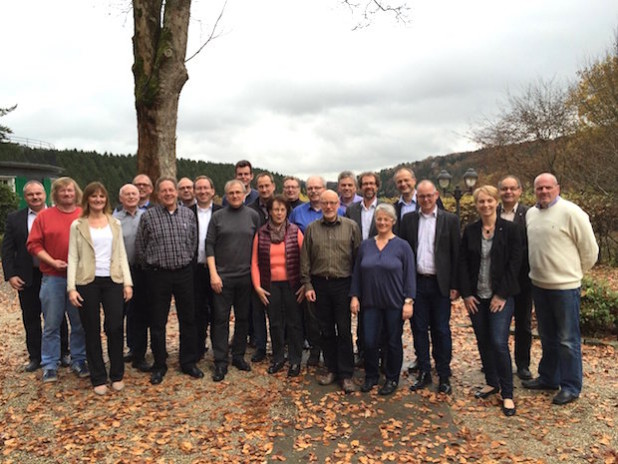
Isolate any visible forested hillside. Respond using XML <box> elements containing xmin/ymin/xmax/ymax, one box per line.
<box><xmin>0</xmin><ymin>143</ymin><xmax>285</xmax><ymax>201</ymax></box>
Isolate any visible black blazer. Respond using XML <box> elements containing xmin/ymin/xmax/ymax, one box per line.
<box><xmin>394</xmin><ymin>195</ymin><xmax>445</xmax><ymax>236</ymax></box>
<box><xmin>2</xmin><ymin>208</ymin><xmax>35</xmax><ymax>286</ymax></box>
<box><xmin>399</xmin><ymin>208</ymin><xmax>460</xmax><ymax>298</ymax></box>
<box><xmin>345</xmin><ymin>200</ymin><xmax>380</xmax><ymax>239</ymax></box>
<box><xmin>497</xmin><ymin>203</ymin><xmax>531</xmax><ymax>288</ymax></box>
<box><xmin>190</xmin><ymin>203</ymin><xmax>222</xmax><ymax>259</ymax></box>
<box><xmin>247</xmin><ymin>199</ymin><xmax>268</xmax><ymax>227</ymax></box>
<box><xmin>458</xmin><ymin>217</ymin><xmax>523</xmax><ymax>300</ymax></box>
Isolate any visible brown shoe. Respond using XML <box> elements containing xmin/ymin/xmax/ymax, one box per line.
<box><xmin>317</xmin><ymin>372</ymin><xmax>336</xmax><ymax>385</ymax></box>
<box><xmin>341</xmin><ymin>378</ymin><xmax>358</xmax><ymax>394</ymax></box>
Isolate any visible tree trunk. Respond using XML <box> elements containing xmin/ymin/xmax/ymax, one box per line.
<box><xmin>132</xmin><ymin>0</ymin><xmax>191</xmax><ymax>181</ymax></box>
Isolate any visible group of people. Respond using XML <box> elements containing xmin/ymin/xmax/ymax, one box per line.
<box><xmin>2</xmin><ymin>162</ymin><xmax>598</xmax><ymax>417</ymax></box>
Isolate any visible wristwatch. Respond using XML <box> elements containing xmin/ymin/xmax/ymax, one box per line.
<box><xmin>404</xmin><ymin>298</ymin><xmax>413</xmax><ymax>305</ymax></box>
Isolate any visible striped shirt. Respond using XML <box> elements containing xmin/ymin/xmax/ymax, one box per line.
<box><xmin>300</xmin><ymin>216</ymin><xmax>361</xmax><ymax>291</ymax></box>
<box><xmin>135</xmin><ymin>205</ymin><xmax>197</xmax><ymax>270</ymax></box>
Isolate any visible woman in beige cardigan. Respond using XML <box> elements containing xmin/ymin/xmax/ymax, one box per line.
<box><xmin>68</xmin><ymin>182</ymin><xmax>132</xmax><ymax>395</ymax></box>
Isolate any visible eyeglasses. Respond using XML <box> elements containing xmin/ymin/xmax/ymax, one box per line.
<box><xmin>320</xmin><ymin>201</ymin><xmax>338</xmax><ymax>206</ymax></box>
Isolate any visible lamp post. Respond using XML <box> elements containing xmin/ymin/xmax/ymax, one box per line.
<box><xmin>437</xmin><ymin>168</ymin><xmax>478</xmax><ymax>218</ymax></box>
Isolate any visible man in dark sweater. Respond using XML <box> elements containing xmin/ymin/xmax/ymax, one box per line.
<box><xmin>206</xmin><ymin>179</ymin><xmax>260</xmax><ymax>382</ymax></box>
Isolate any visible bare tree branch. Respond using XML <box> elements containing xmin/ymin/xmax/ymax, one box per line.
<box><xmin>341</xmin><ymin>0</ymin><xmax>410</xmax><ymax>30</ymax></box>
<box><xmin>185</xmin><ymin>1</ymin><xmax>227</xmax><ymax>63</ymax></box>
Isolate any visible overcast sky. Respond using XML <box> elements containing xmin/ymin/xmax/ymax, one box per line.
<box><xmin>3</xmin><ymin>0</ymin><xmax>616</xmax><ymax>181</ymax></box>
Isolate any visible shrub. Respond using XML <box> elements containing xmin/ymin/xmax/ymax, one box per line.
<box><xmin>0</xmin><ymin>183</ymin><xmax>18</xmax><ymax>236</ymax></box>
<box><xmin>580</xmin><ymin>276</ymin><xmax>618</xmax><ymax>338</ymax></box>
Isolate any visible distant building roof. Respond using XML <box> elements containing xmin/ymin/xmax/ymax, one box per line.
<box><xmin>0</xmin><ymin>161</ymin><xmax>64</xmax><ymax>178</ymax></box>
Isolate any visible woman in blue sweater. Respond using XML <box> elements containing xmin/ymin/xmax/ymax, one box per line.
<box><xmin>350</xmin><ymin>203</ymin><xmax>416</xmax><ymax>395</ymax></box>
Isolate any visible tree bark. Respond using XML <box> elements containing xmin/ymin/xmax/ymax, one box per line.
<box><xmin>132</xmin><ymin>0</ymin><xmax>191</xmax><ymax>181</ymax></box>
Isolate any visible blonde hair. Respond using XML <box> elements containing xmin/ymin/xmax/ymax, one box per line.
<box><xmin>473</xmin><ymin>185</ymin><xmax>499</xmax><ymax>203</ymax></box>
<box><xmin>51</xmin><ymin>177</ymin><xmax>82</xmax><ymax>205</ymax></box>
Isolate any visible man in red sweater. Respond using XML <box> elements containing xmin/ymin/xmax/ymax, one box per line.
<box><xmin>27</xmin><ymin>177</ymin><xmax>89</xmax><ymax>383</ymax></box>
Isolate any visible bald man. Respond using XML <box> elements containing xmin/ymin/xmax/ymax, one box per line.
<box><xmin>133</xmin><ymin>174</ymin><xmax>154</xmax><ymax>209</ymax></box>
<box><xmin>113</xmin><ymin>184</ymin><xmax>151</xmax><ymax>371</ymax></box>
<box><xmin>523</xmin><ymin>173</ymin><xmax>598</xmax><ymax>405</ymax></box>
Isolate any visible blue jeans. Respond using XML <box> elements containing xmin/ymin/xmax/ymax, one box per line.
<box><xmin>40</xmin><ymin>275</ymin><xmax>86</xmax><ymax>370</ymax></box>
<box><xmin>469</xmin><ymin>297</ymin><xmax>514</xmax><ymax>398</ymax></box>
<box><xmin>412</xmin><ymin>276</ymin><xmax>452</xmax><ymax>379</ymax></box>
<box><xmin>532</xmin><ymin>286</ymin><xmax>583</xmax><ymax>396</ymax></box>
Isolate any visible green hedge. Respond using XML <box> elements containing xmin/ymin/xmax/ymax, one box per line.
<box><xmin>580</xmin><ymin>276</ymin><xmax>618</xmax><ymax>337</ymax></box>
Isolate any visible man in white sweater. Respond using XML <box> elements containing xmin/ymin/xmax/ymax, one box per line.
<box><xmin>523</xmin><ymin>173</ymin><xmax>598</xmax><ymax>405</ymax></box>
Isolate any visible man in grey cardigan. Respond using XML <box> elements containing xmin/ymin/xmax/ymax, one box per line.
<box><xmin>207</xmin><ymin>180</ymin><xmax>260</xmax><ymax>382</ymax></box>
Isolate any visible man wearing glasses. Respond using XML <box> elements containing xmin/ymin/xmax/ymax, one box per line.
<box><xmin>497</xmin><ymin>175</ymin><xmax>533</xmax><ymax>380</ymax></box>
<box><xmin>301</xmin><ymin>190</ymin><xmax>361</xmax><ymax>393</ymax></box>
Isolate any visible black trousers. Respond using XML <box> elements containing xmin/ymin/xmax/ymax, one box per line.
<box><xmin>130</xmin><ymin>266</ymin><xmax>151</xmax><ymax>363</ymax></box>
<box><xmin>18</xmin><ymin>267</ymin><xmax>69</xmax><ymax>362</ymax></box>
<box><xmin>77</xmin><ymin>277</ymin><xmax>124</xmax><ymax>387</ymax></box>
<box><xmin>194</xmin><ymin>264</ymin><xmax>214</xmax><ymax>358</ymax></box>
<box><xmin>147</xmin><ymin>266</ymin><xmax>198</xmax><ymax>372</ymax></box>
<box><xmin>514</xmin><ymin>284</ymin><xmax>533</xmax><ymax>370</ymax></box>
<box><xmin>312</xmin><ymin>277</ymin><xmax>354</xmax><ymax>380</ymax></box>
<box><xmin>211</xmin><ymin>275</ymin><xmax>252</xmax><ymax>368</ymax></box>
<box><xmin>301</xmin><ymin>300</ymin><xmax>321</xmax><ymax>353</ymax></box>
<box><xmin>267</xmin><ymin>282</ymin><xmax>303</xmax><ymax>364</ymax></box>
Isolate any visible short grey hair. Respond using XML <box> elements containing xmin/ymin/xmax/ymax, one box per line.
<box><xmin>224</xmin><ymin>179</ymin><xmax>246</xmax><ymax>194</ymax></box>
<box><xmin>375</xmin><ymin>203</ymin><xmax>397</xmax><ymax>223</ymax></box>
<box><xmin>306</xmin><ymin>176</ymin><xmax>326</xmax><ymax>189</ymax></box>
<box><xmin>498</xmin><ymin>175</ymin><xmax>522</xmax><ymax>190</ymax></box>
<box><xmin>23</xmin><ymin>180</ymin><xmax>44</xmax><ymax>193</ymax></box>
<box><xmin>338</xmin><ymin>170</ymin><xmax>357</xmax><ymax>186</ymax></box>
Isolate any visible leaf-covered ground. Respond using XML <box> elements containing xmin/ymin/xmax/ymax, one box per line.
<box><xmin>0</xmin><ymin>269</ymin><xmax>616</xmax><ymax>463</ymax></box>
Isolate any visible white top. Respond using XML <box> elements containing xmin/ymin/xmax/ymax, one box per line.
<box><xmin>360</xmin><ymin>198</ymin><xmax>377</xmax><ymax>240</ymax></box>
<box><xmin>416</xmin><ymin>207</ymin><xmax>437</xmax><ymax>275</ymax></box>
<box><xmin>197</xmin><ymin>204</ymin><xmax>213</xmax><ymax>264</ymax></box>
<box><xmin>526</xmin><ymin>198</ymin><xmax>598</xmax><ymax>290</ymax></box>
<box><xmin>90</xmin><ymin>225</ymin><xmax>113</xmax><ymax>277</ymax></box>
<box><xmin>500</xmin><ymin>202</ymin><xmax>518</xmax><ymax>222</ymax></box>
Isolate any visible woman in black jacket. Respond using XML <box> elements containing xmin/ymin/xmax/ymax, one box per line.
<box><xmin>459</xmin><ymin>185</ymin><xmax>522</xmax><ymax>416</ymax></box>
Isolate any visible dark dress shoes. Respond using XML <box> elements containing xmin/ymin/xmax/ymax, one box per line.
<box><xmin>182</xmin><ymin>365</ymin><xmax>204</xmax><ymax>379</ymax></box>
<box><xmin>123</xmin><ymin>351</ymin><xmax>134</xmax><ymax>363</ymax></box>
<box><xmin>502</xmin><ymin>400</ymin><xmax>516</xmax><ymax>417</ymax></box>
<box><xmin>232</xmin><ymin>358</ymin><xmax>252</xmax><ymax>372</ymax></box>
<box><xmin>438</xmin><ymin>378</ymin><xmax>452</xmax><ymax>395</ymax></box>
<box><xmin>341</xmin><ymin>378</ymin><xmax>358</xmax><ymax>394</ymax></box>
<box><xmin>212</xmin><ymin>365</ymin><xmax>227</xmax><ymax>382</ymax></box>
<box><xmin>516</xmin><ymin>367</ymin><xmax>533</xmax><ymax>380</ymax></box>
<box><xmin>150</xmin><ymin>371</ymin><xmax>165</xmax><ymax>385</ymax></box>
<box><xmin>267</xmin><ymin>361</ymin><xmax>285</xmax><ymax>374</ymax></box>
<box><xmin>552</xmin><ymin>390</ymin><xmax>579</xmax><ymax>405</ymax></box>
<box><xmin>522</xmin><ymin>377</ymin><xmax>559</xmax><ymax>390</ymax></box>
<box><xmin>378</xmin><ymin>380</ymin><xmax>398</xmax><ymax>396</ymax></box>
<box><xmin>25</xmin><ymin>360</ymin><xmax>41</xmax><ymax>372</ymax></box>
<box><xmin>361</xmin><ymin>378</ymin><xmax>379</xmax><ymax>393</ymax></box>
<box><xmin>251</xmin><ymin>350</ymin><xmax>266</xmax><ymax>363</ymax></box>
<box><xmin>317</xmin><ymin>372</ymin><xmax>337</xmax><ymax>385</ymax></box>
<box><xmin>409</xmin><ymin>371</ymin><xmax>432</xmax><ymax>391</ymax></box>
<box><xmin>287</xmin><ymin>364</ymin><xmax>301</xmax><ymax>377</ymax></box>
<box><xmin>132</xmin><ymin>360</ymin><xmax>153</xmax><ymax>372</ymax></box>
<box><xmin>475</xmin><ymin>386</ymin><xmax>499</xmax><ymax>399</ymax></box>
